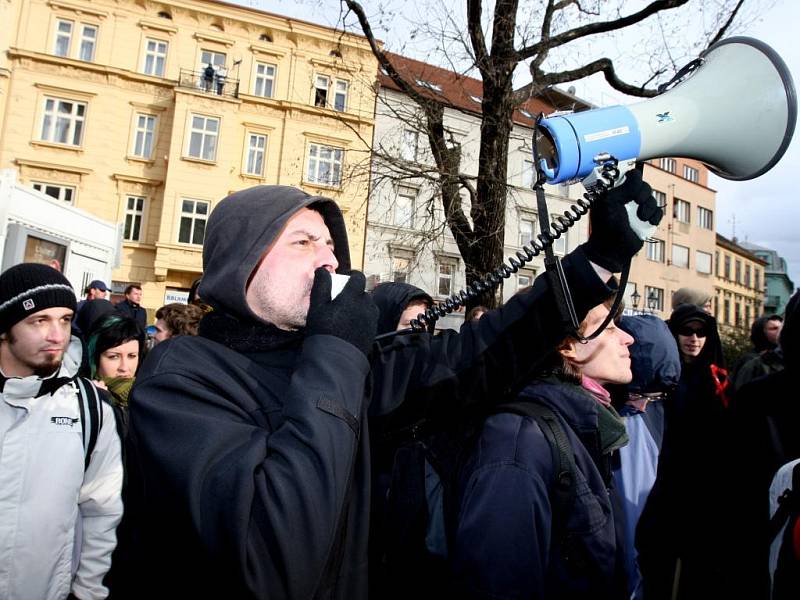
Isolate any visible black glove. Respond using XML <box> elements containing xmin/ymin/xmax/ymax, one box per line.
<box><xmin>305</xmin><ymin>268</ymin><xmax>378</xmax><ymax>357</ymax></box>
<box><xmin>582</xmin><ymin>169</ymin><xmax>663</xmax><ymax>272</ymax></box>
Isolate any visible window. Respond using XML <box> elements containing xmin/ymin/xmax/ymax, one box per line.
<box><xmin>393</xmin><ymin>186</ymin><xmax>416</xmax><ymax>228</ymax></box>
<box><xmin>519</xmin><ymin>217</ymin><xmax>535</xmax><ymax>247</ymax></box>
<box><xmin>698</xmin><ymin>206</ymin><xmax>713</xmax><ymax>230</ymax></box>
<box><xmin>124</xmin><ymin>196</ymin><xmax>145</xmax><ymax>241</ymax></box>
<box><xmin>306</xmin><ymin>143</ymin><xmax>343</xmax><ymax>187</ymax></box>
<box><xmin>31</xmin><ymin>182</ymin><xmax>75</xmax><ymax>204</ymax></box>
<box><xmin>333</xmin><ymin>80</ymin><xmax>348</xmax><ymax>112</ymax></box>
<box><xmin>755</xmin><ymin>269</ymin><xmax>761</xmax><ymax>290</ymax></box>
<box><xmin>314</xmin><ymin>75</ymin><xmax>329</xmax><ymax>107</ymax></box>
<box><xmin>653</xmin><ymin>190</ymin><xmax>666</xmax><ymax>207</ymax></box>
<box><xmin>672</xmin><ymin>244</ymin><xmax>689</xmax><ymax>268</ymax></box>
<box><xmin>415</xmin><ymin>79</ymin><xmax>442</xmax><ymax>93</ymax></box>
<box><xmin>392</xmin><ymin>256</ymin><xmax>410</xmax><ymax>283</ymax></box>
<box><xmin>40</xmin><ymin>97</ymin><xmax>86</xmax><ymax>146</ymax></box>
<box><xmin>724</xmin><ymin>298</ymin><xmax>730</xmax><ymax>324</ymax></box>
<box><xmin>724</xmin><ymin>255</ymin><xmax>731</xmax><ymax>279</ymax></box>
<box><xmin>401</xmin><ymin>129</ymin><xmax>420</xmax><ymax>162</ymax></box>
<box><xmin>143</xmin><ymin>38</ymin><xmax>168</xmax><ymax>77</ymax></box>
<box><xmin>646</xmin><ymin>238</ymin><xmax>665</xmax><ymax>262</ymax></box>
<box><xmin>517</xmin><ymin>270</ymin><xmax>535</xmax><ymax>291</ymax></box>
<box><xmin>79</xmin><ymin>24</ymin><xmax>97</xmax><ymax>61</ymax></box>
<box><xmin>552</xmin><ymin>230</ymin><xmax>567</xmax><ymax>255</ymax></box>
<box><xmin>683</xmin><ymin>165</ymin><xmax>699</xmax><ymax>182</ymax></box>
<box><xmin>735</xmin><ymin>302</ymin><xmax>742</xmax><ymax>327</ymax></box>
<box><xmin>54</xmin><ymin>19</ymin><xmax>73</xmax><ymax>57</ymax></box>
<box><xmin>132</xmin><ymin>113</ymin><xmax>156</xmax><ymax>159</ymax></box>
<box><xmin>696</xmin><ymin>250</ymin><xmax>712</xmax><ymax>274</ymax></box>
<box><xmin>745</xmin><ymin>304</ymin><xmax>752</xmax><ymax>326</ymax></box>
<box><xmin>745</xmin><ymin>264</ymin><xmax>751</xmax><ymax>288</ymax></box>
<box><xmin>244</xmin><ymin>133</ymin><xmax>267</xmax><ymax>176</ymax></box>
<box><xmin>187</xmin><ymin>115</ymin><xmax>219</xmax><ymax>161</ymax></box>
<box><xmin>715</xmin><ymin>251</ymin><xmax>720</xmax><ymax>275</ymax></box>
<box><xmin>522</xmin><ymin>160</ymin><xmax>535</xmax><ymax>189</ymax></box>
<box><xmin>198</xmin><ymin>50</ymin><xmax>226</xmax><ymax>88</ymax></box>
<box><xmin>254</xmin><ymin>62</ymin><xmax>276</xmax><ymax>98</ymax></box>
<box><xmin>178</xmin><ymin>199</ymin><xmax>209</xmax><ymax>245</ymax></box>
<box><xmin>735</xmin><ymin>259</ymin><xmax>742</xmax><ymax>284</ymax></box>
<box><xmin>659</xmin><ymin>157</ymin><xmax>676</xmax><ymax>173</ymax></box>
<box><xmin>437</xmin><ymin>262</ymin><xmax>454</xmax><ymax>297</ymax></box>
<box><xmin>673</xmin><ymin>198</ymin><xmax>690</xmax><ymax>223</ymax></box>
<box><xmin>645</xmin><ymin>286</ymin><xmax>664</xmax><ymax>312</ymax></box>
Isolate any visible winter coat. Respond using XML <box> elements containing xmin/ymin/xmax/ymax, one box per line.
<box><xmin>0</xmin><ymin>337</ymin><xmax>123</xmax><ymax>600</ymax></box>
<box><xmin>114</xmin><ymin>299</ymin><xmax>146</xmax><ymax>329</ymax></box>
<box><xmin>452</xmin><ymin>378</ymin><xmax>628</xmax><ymax>600</ymax></box>
<box><xmin>371</xmin><ymin>282</ymin><xmax>433</xmax><ymax>335</ymax></box>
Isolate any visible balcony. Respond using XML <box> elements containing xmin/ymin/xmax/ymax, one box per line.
<box><xmin>178</xmin><ymin>68</ymin><xmax>239</xmax><ymax>99</ymax></box>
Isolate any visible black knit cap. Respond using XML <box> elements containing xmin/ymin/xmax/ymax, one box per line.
<box><xmin>0</xmin><ymin>263</ymin><xmax>77</xmax><ymax>334</ymax></box>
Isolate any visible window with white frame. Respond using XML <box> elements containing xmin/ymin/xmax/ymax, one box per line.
<box><xmin>132</xmin><ymin>113</ymin><xmax>156</xmax><ymax>159</ymax></box>
<box><xmin>673</xmin><ymin>198</ymin><xmax>690</xmax><ymax>223</ymax></box>
<box><xmin>437</xmin><ymin>261</ymin><xmax>455</xmax><ymax>297</ymax></box>
<box><xmin>696</xmin><ymin>250</ymin><xmax>712</xmax><ymax>274</ymax></box>
<box><xmin>401</xmin><ymin>129</ymin><xmax>420</xmax><ymax>162</ymax></box>
<box><xmin>645</xmin><ymin>286</ymin><xmax>664</xmax><ymax>312</ymax></box>
<box><xmin>186</xmin><ymin>114</ymin><xmax>219</xmax><ymax>161</ymax></box>
<box><xmin>124</xmin><ymin>195</ymin><xmax>145</xmax><ymax>241</ymax></box>
<box><xmin>393</xmin><ymin>186</ymin><xmax>416</xmax><ymax>228</ymax></box>
<box><xmin>142</xmin><ymin>38</ymin><xmax>168</xmax><ymax>77</ymax></box>
<box><xmin>54</xmin><ymin>19</ymin><xmax>73</xmax><ymax>57</ymax></box>
<box><xmin>659</xmin><ymin>157</ymin><xmax>676</xmax><ymax>173</ymax></box>
<box><xmin>314</xmin><ymin>75</ymin><xmax>329</xmax><ymax>107</ymax></box>
<box><xmin>672</xmin><ymin>243</ymin><xmax>690</xmax><ymax>268</ymax></box>
<box><xmin>198</xmin><ymin>50</ymin><xmax>226</xmax><ymax>88</ymax></box>
<box><xmin>306</xmin><ymin>143</ymin><xmax>343</xmax><ymax>187</ymax></box>
<box><xmin>552</xmin><ymin>229</ymin><xmax>568</xmax><ymax>255</ymax></box>
<box><xmin>392</xmin><ymin>256</ymin><xmax>410</xmax><ymax>283</ymax></box>
<box><xmin>244</xmin><ymin>133</ymin><xmax>267</xmax><ymax>176</ymax></box>
<box><xmin>522</xmin><ymin>159</ymin><xmax>535</xmax><ymax>189</ymax></box>
<box><xmin>517</xmin><ymin>269</ymin><xmax>535</xmax><ymax>291</ymax></box>
<box><xmin>333</xmin><ymin>80</ymin><xmax>348</xmax><ymax>111</ymax></box>
<box><xmin>646</xmin><ymin>238</ymin><xmax>665</xmax><ymax>262</ymax></box>
<box><xmin>519</xmin><ymin>217</ymin><xmax>535</xmax><ymax>247</ymax></box>
<box><xmin>79</xmin><ymin>24</ymin><xmax>97</xmax><ymax>61</ymax></box>
<box><xmin>683</xmin><ymin>165</ymin><xmax>699</xmax><ymax>182</ymax></box>
<box><xmin>653</xmin><ymin>190</ymin><xmax>666</xmax><ymax>207</ymax></box>
<box><xmin>253</xmin><ymin>62</ymin><xmax>276</xmax><ymax>98</ymax></box>
<box><xmin>178</xmin><ymin>199</ymin><xmax>209</xmax><ymax>245</ymax></box>
<box><xmin>31</xmin><ymin>182</ymin><xmax>75</xmax><ymax>204</ymax></box>
<box><xmin>40</xmin><ymin>97</ymin><xmax>86</xmax><ymax>146</ymax></box>
<box><xmin>697</xmin><ymin>206</ymin><xmax>713</xmax><ymax>230</ymax></box>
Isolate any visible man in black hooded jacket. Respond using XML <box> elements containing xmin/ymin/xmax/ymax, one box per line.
<box><xmin>120</xmin><ymin>173</ymin><xmax>661</xmax><ymax>599</ymax></box>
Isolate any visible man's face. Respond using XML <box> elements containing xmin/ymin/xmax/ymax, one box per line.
<box><xmin>246</xmin><ymin>208</ymin><xmax>339</xmax><ymax>330</ymax></box>
<box><xmin>561</xmin><ymin>304</ymin><xmax>634</xmax><ymax>386</ymax></box>
<box><xmin>0</xmin><ymin>307</ymin><xmax>73</xmax><ymax>377</ymax></box>
<box><xmin>397</xmin><ymin>300</ymin><xmax>429</xmax><ymax>331</ymax></box>
<box><xmin>153</xmin><ymin>318</ymin><xmax>172</xmax><ymax>344</ymax></box>
<box><xmin>764</xmin><ymin>318</ymin><xmax>783</xmax><ymax>345</ymax></box>
<box><xmin>90</xmin><ymin>287</ymin><xmax>107</xmax><ymax>300</ymax></box>
<box><xmin>126</xmin><ymin>287</ymin><xmax>142</xmax><ymax>304</ymax></box>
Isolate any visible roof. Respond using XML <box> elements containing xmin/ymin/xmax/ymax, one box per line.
<box><xmin>716</xmin><ymin>233</ymin><xmax>769</xmax><ymax>265</ymax></box>
<box><xmin>377</xmin><ymin>52</ymin><xmax>592</xmax><ymax>127</ymax></box>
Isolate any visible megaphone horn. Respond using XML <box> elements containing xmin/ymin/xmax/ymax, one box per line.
<box><xmin>535</xmin><ymin>37</ymin><xmax>797</xmax><ymax>184</ymax></box>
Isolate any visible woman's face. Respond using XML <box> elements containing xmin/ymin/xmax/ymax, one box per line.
<box><xmin>97</xmin><ymin>339</ymin><xmax>139</xmax><ymax>379</ymax></box>
<box><xmin>561</xmin><ymin>304</ymin><xmax>634</xmax><ymax>386</ymax></box>
<box><xmin>677</xmin><ymin>321</ymin><xmax>707</xmax><ymax>361</ymax></box>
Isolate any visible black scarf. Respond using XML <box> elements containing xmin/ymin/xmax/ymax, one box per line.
<box><xmin>198</xmin><ymin>308</ymin><xmax>303</xmax><ymax>353</ymax></box>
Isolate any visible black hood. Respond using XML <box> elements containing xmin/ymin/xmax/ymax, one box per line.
<box><xmin>200</xmin><ymin>186</ymin><xmax>350</xmax><ymax>322</ymax></box>
<box><xmin>750</xmin><ymin>315</ymin><xmax>780</xmax><ymax>352</ymax></box>
<box><xmin>667</xmin><ymin>304</ymin><xmax>725</xmax><ymax>368</ymax></box>
<box><xmin>780</xmin><ymin>290</ymin><xmax>800</xmax><ymax>369</ymax></box>
<box><xmin>619</xmin><ymin>314</ymin><xmax>681</xmax><ymax>393</ymax></box>
<box><xmin>370</xmin><ymin>282</ymin><xmax>433</xmax><ymax>335</ymax></box>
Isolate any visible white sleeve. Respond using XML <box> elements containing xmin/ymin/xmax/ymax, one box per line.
<box><xmin>71</xmin><ymin>402</ymin><xmax>124</xmax><ymax>600</ymax></box>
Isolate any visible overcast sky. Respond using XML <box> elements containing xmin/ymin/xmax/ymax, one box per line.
<box><xmin>244</xmin><ymin>0</ymin><xmax>798</xmax><ymax>286</ymax></box>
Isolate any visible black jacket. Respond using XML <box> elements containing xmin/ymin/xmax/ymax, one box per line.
<box><xmin>115</xmin><ymin>298</ymin><xmax>146</xmax><ymax>329</ymax></box>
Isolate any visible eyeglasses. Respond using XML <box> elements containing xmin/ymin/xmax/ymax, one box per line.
<box><xmin>678</xmin><ymin>326</ymin><xmax>707</xmax><ymax>338</ymax></box>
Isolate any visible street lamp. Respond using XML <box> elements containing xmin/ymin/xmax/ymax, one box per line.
<box><xmin>647</xmin><ymin>290</ymin><xmax>659</xmax><ymax>313</ymax></box>
<box><xmin>630</xmin><ymin>289</ymin><xmax>641</xmax><ymax>311</ymax></box>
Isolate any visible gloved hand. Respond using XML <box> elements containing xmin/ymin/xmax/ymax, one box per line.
<box><xmin>305</xmin><ymin>268</ymin><xmax>378</xmax><ymax>356</ymax></box>
<box><xmin>582</xmin><ymin>169</ymin><xmax>663</xmax><ymax>272</ymax></box>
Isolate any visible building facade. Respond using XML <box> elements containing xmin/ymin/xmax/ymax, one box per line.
<box><xmin>364</xmin><ymin>52</ymin><xmax>591</xmax><ymax>328</ymax></box>
<box><xmin>714</xmin><ymin>234</ymin><xmax>768</xmax><ymax>334</ymax></box>
<box><xmin>625</xmin><ymin>157</ymin><xmax>717</xmax><ymax>318</ymax></box>
<box><xmin>0</xmin><ymin>0</ymin><xmax>378</xmax><ymax>315</ymax></box>
<box><xmin>740</xmin><ymin>241</ymin><xmax>795</xmax><ymax>316</ymax></box>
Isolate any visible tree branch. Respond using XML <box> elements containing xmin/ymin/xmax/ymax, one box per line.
<box><xmin>532</xmin><ymin>59</ymin><xmax>661</xmax><ymax>97</ymax></box>
<box><xmin>467</xmin><ymin>0</ymin><xmax>489</xmax><ymax>72</ymax></box>
<box><xmin>707</xmin><ymin>0</ymin><xmax>746</xmax><ymax>47</ymax></box>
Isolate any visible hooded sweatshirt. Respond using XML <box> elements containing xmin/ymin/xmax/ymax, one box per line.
<box><xmin>371</xmin><ymin>282</ymin><xmax>433</xmax><ymax>335</ymax></box>
<box><xmin>121</xmin><ymin>185</ymin><xmax>618</xmax><ymax>600</ymax></box>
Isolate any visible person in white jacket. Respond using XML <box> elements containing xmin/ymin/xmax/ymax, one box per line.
<box><xmin>0</xmin><ymin>263</ymin><xmax>123</xmax><ymax>600</ymax></box>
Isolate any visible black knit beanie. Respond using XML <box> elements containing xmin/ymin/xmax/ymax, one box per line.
<box><xmin>0</xmin><ymin>263</ymin><xmax>77</xmax><ymax>334</ymax></box>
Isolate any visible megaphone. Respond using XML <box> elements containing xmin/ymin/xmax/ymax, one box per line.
<box><xmin>535</xmin><ymin>37</ymin><xmax>797</xmax><ymax>184</ymax></box>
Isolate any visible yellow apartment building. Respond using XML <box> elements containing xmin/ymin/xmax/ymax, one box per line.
<box><xmin>0</xmin><ymin>0</ymin><xmax>378</xmax><ymax>313</ymax></box>
<box><xmin>714</xmin><ymin>233</ymin><xmax>767</xmax><ymax>335</ymax></box>
<box><xmin>627</xmin><ymin>158</ymin><xmax>717</xmax><ymax>318</ymax></box>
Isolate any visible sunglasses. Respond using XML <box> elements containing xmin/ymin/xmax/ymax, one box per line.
<box><xmin>678</xmin><ymin>326</ymin><xmax>707</xmax><ymax>338</ymax></box>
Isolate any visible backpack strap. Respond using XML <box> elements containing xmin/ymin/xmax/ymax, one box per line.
<box><xmin>73</xmin><ymin>377</ymin><xmax>103</xmax><ymax>472</ymax></box>
<box><xmin>492</xmin><ymin>400</ymin><xmax>576</xmax><ymax>540</ymax></box>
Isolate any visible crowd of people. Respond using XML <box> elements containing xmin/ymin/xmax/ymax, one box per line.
<box><xmin>0</xmin><ymin>172</ymin><xmax>797</xmax><ymax>599</ymax></box>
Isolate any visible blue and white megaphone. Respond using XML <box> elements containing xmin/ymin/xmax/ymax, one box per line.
<box><xmin>535</xmin><ymin>37</ymin><xmax>797</xmax><ymax>185</ymax></box>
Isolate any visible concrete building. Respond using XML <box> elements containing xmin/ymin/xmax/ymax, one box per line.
<box><xmin>364</xmin><ymin>52</ymin><xmax>591</xmax><ymax>328</ymax></box>
<box><xmin>0</xmin><ymin>0</ymin><xmax>378</xmax><ymax>315</ymax></box>
<box><xmin>714</xmin><ymin>234</ymin><xmax>768</xmax><ymax>334</ymax></box>
<box><xmin>740</xmin><ymin>241</ymin><xmax>795</xmax><ymax>316</ymax></box>
<box><xmin>625</xmin><ymin>158</ymin><xmax>717</xmax><ymax>319</ymax></box>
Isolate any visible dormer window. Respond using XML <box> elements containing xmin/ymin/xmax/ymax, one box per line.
<box><xmin>330</xmin><ymin>49</ymin><xmax>342</xmax><ymax>58</ymax></box>
<box><xmin>416</xmin><ymin>79</ymin><xmax>442</xmax><ymax>93</ymax></box>
<box><xmin>520</xmin><ymin>109</ymin><xmax>533</xmax><ymax>118</ymax></box>
<box><xmin>157</xmin><ymin>11</ymin><xmax>172</xmax><ymax>20</ymax></box>
<box><xmin>259</xmin><ymin>33</ymin><xmax>272</xmax><ymax>42</ymax></box>
<box><xmin>469</xmin><ymin>94</ymin><xmax>482</xmax><ymax>104</ymax></box>
<box><xmin>210</xmin><ymin>23</ymin><xmax>223</xmax><ymax>32</ymax></box>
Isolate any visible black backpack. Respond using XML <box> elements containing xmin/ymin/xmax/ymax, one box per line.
<box><xmin>375</xmin><ymin>399</ymin><xmax>576</xmax><ymax>598</ymax></box>
<box><xmin>72</xmin><ymin>376</ymin><xmax>106</xmax><ymax>472</ymax></box>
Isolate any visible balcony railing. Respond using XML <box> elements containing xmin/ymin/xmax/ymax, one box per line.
<box><xmin>178</xmin><ymin>68</ymin><xmax>239</xmax><ymax>99</ymax></box>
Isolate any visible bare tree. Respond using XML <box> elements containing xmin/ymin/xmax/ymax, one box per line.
<box><xmin>340</xmin><ymin>0</ymin><xmax>751</xmax><ymax>308</ymax></box>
